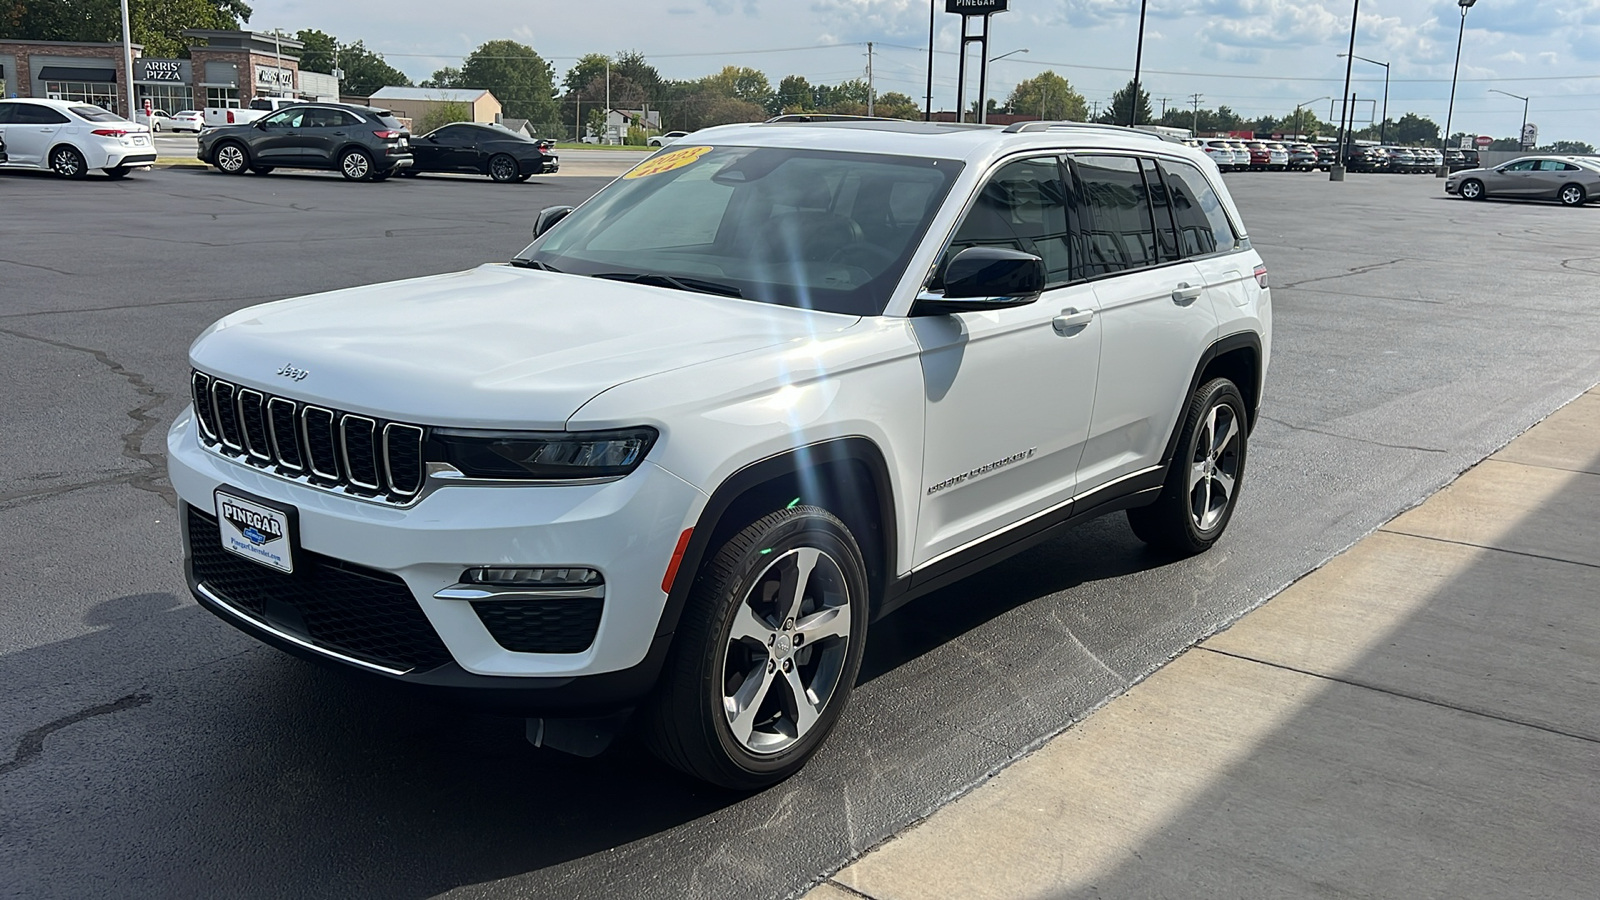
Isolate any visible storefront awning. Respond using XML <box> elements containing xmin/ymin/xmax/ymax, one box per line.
<box><xmin>38</xmin><ymin>66</ymin><xmax>118</xmax><ymax>83</ymax></box>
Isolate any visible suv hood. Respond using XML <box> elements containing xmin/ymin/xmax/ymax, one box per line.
<box><xmin>190</xmin><ymin>264</ymin><xmax>859</xmax><ymax>429</ymax></box>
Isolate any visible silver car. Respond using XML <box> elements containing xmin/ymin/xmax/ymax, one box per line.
<box><xmin>1446</xmin><ymin>156</ymin><xmax>1600</xmax><ymax>206</ymax></box>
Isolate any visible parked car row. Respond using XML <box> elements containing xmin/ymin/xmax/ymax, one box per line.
<box><xmin>1193</xmin><ymin>138</ymin><xmax>1318</xmax><ymax>172</ymax></box>
<box><xmin>1339</xmin><ymin>143</ymin><xmax>1445</xmax><ymax>174</ymax></box>
<box><xmin>1188</xmin><ymin>137</ymin><xmax>1455</xmax><ymax>175</ymax></box>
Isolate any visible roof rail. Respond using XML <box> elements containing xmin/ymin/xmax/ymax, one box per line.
<box><xmin>764</xmin><ymin>114</ymin><xmax>899</xmax><ymax>124</ymax></box>
<box><xmin>1001</xmin><ymin>121</ymin><xmax>1178</xmax><ymax>142</ymax></box>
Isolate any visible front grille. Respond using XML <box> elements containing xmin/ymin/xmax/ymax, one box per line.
<box><xmin>187</xmin><ymin>505</ymin><xmax>452</xmax><ymax>672</ymax></box>
<box><xmin>191</xmin><ymin>370</ymin><xmax>425</xmax><ymax>504</ymax></box>
<box><xmin>473</xmin><ymin>598</ymin><xmax>604</xmax><ymax>654</ymax></box>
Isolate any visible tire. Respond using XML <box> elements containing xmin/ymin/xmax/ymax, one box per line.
<box><xmin>104</xmin><ymin>166</ymin><xmax>131</xmax><ymax>179</ymax></box>
<box><xmin>1459</xmin><ymin>178</ymin><xmax>1484</xmax><ymax>200</ymax></box>
<box><xmin>249</xmin><ymin>166</ymin><xmax>274</xmax><ymax>175</ymax></box>
<box><xmin>49</xmin><ymin>145</ymin><xmax>88</xmax><ymax>179</ymax></box>
<box><xmin>1559</xmin><ymin>183</ymin><xmax>1586</xmax><ymax>207</ymax></box>
<box><xmin>644</xmin><ymin>505</ymin><xmax>869</xmax><ymax>790</ymax></box>
<box><xmin>397</xmin><ymin>168</ymin><xmax>418</xmax><ymax>177</ymax></box>
<box><xmin>488</xmin><ymin>153</ymin><xmax>520</xmax><ymax>183</ymax></box>
<box><xmin>1127</xmin><ymin>378</ymin><xmax>1249</xmax><ymax>555</ymax></box>
<box><xmin>214</xmin><ymin>142</ymin><xmax>249</xmax><ymax>175</ymax></box>
<box><xmin>152</xmin><ymin>122</ymin><xmax>162</xmax><ymax>133</ymax></box>
<box><xmin>339</xmin><ymin>147</ymin><xmax>374</xmax><ymax>181</ymax></box>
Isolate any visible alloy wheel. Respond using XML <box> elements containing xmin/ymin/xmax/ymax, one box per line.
<box><xmin>719</xmin><ymin>546</ymin><xmax>852</xmax><ymax>755</ymax></box>
<box><xmin>217</xmin><ymin>144</ymin><xmax>246</xmax><ymax>173</ymax></box>
<box><xmin>50</xmin><ymin>147</ymin><xmax>84</xmax><ymax>178</ymax></box>
<box><xmin>342</xmin><ymin>151</ymin><xmax>371</xmax><ymax>180</ymax></box>
<box><xmin>1560</xmin><ymin>184</ymin><xmax>1584</xmax><ymax>206</ymax></box>
<box><xmin>490</xmin><ymin>155</ymin><xmax>517</xmax><ymax>182</ymax></box>
<box><xmin>1460</xmin><ymin>180</ymin><xmax>1482</xmax><ymax>200</ymax></box>
<box><xmin>1187</xmin><ymin>403</ymin><xmax>1242</xmax><ymax>533</ymax></box>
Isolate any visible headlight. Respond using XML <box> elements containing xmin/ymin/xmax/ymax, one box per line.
<box><xmin>428</xmin><ymin>426</ymin><xmax>658</xmax><ymax>480</ymax></box>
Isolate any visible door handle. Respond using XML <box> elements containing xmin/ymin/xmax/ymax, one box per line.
<box><xmin>332</xmin><ymin>131</ymin><xmax>346</xmax><ymax>136</ymax></box>
<box><xmin>1172</xmin><ymin>283</ymin><xmax>1203</xmax><ymax>306</ymax></box>
<box><xmin>1052</xmin><ymin>308</ymin><xmax>1095</xmax><ymax>336</ymax></box>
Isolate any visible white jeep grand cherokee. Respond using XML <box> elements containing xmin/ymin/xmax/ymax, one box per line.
<box><xmin>170</xmin><ymin>120</ymin><xmax>1270</xmax><ymax>788</ymax></box>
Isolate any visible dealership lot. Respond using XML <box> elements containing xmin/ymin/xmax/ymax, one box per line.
<box><xmin>2</xmin><ymin>167</ymin><xmax>1598</xmax><ymax>898</ymax></box>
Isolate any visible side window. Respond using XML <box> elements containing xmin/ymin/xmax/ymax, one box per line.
<box><xmin>1537</xmin><ymin>160</ymin><xmax>1575</xmax><ymax>172</ymax></box>
<box><xmin>941</xmin><ymin>156</ymin><xmax>1073</xmax><ymax>287</ymax></box>
<box><xmin>336</xmin><ymin>110</ymin><xmax>363</xmax><ymax>127</ymax></box>
<box><xmin>1504</xmin><ymin>160</ymin><xmax>1537</xmax><ymax>171</ymax></box>
<box><xmin>260</xmin><ymin>110</ymin><xmax>299</xmax><ymax>128</ymax></box>
<box><xmin>15</xmin><ymin>104</ymin><xmax>68</xmax><ymax>125</ymax></box>
<box><xmin>1142</xmin><ymin>158</ymin><xmax>1180</xmax><ymax>261</ymax></box>
<box><xmin>1160</xmin><ymin>159</ymin><xmax>1238</xmax><ymax>258</ymax></box>
<box><xmin>0</xmin><ymin>103</ymin><xmax>15</xmax><ymax>125</ymax></box>
<box><xmin>1075</xmin><ymin>155</ymin><xmax>1157</xmax><ymax>276</ymax></box>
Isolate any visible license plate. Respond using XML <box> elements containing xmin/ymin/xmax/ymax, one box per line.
<box><xmin>215</xmin><ymin>489</ymin><xmax>295</xmax><ymax>573</ymax></box>
<box><xmin>132</xmin><ymin>135</ymin><xmax>148</xmax><ymax>145</ymax></box>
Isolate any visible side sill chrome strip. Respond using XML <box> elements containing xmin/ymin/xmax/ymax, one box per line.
<box><xmin>194</xmin><ymin>582</ymin><xmax>413</xmax><ymax>676</ymax></box>
<box><xmin>911</xmin><ymin>464</ymin><xmax>1163</xmax><ymax>573</ymax></box>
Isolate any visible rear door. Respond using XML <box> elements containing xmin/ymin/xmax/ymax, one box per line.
<box><xmin>1535</xmin><ymin>159</ymin><xmax>1580</xmax><ymax>198</ymax></box>
<box><xmin>296</xmin><ymin>107</ymin><xmax>346</xmax><ymax>165</ymax></box>
<box><xmin>1071</xmin><ymin>154</ymin><xmax>1217</xmax><ymax>496</ymax></box>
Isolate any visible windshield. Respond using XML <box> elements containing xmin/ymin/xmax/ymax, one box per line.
<box><xmin>515</xmin><ymin>145</ymin><xmax>961</xmax><ymax>316</ymax></box>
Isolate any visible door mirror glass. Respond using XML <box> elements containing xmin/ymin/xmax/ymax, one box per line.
<box><xmin>533</xmin><ymin>205</ymin><xmax>575</xmax><ymax>238</ymax></box>
<box><xmin>913</xmin><ymin>247</ymin><xmax>1044</xmax><ymax>314</ymax></box>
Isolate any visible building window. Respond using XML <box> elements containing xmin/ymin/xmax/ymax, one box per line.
<box><xmin>138</xmin><ymin>84</ymin><xmax>195</xmax><ymax>112</ymax></box>
<box><xmin>44</xmin><ymin>80</ymin><xmax>118</xmax><ymax>110</ymax></box>
<box><xmin>206</xmin><ymin>87</ymin><xmax>240</xmax><ymax>108</ymax></box>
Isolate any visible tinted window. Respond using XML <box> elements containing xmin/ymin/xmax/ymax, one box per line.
<box><xmin>942</xmin><ymin>157</ymin><xmax>1073</xmax><ymax>287</ymax></box>
<box><xmin>1504</xmin><ymin>160</ymin><xmax>1538</xmax><ymax>171</ymax></box>
<box><xmin>377</xmin><ymin>114</ymin><xmax>406</xmax><ymax>131</ymax></box>
<box><xmin>1142</xmin><ymin>158</ymin><xmax>1179</xmax><ymax>261</ymax></box>
<box><xmin>1160</xmin><ymin>159</ymin><xmax>1238</xmax><ymax>258</ymax></box>
<box><xmin>301</xmin><ymin>108</ymin><xmax>344</xmax><ymax>127</ymax></box>
<box><xmin>1076</xmin><ymin>155</ymin><xmax>1158</xmax><ymax>276</ymax></box>
<box><xmin>260</xmin><ymin>109</ymin><xmax>305</xmax><ymax>128</ymax></box>
<box><xmin>14</xmin><ymin>104</ymin><xmax>69</xmax><ymax>125</ymax></box>
<box><xmin>0</xmin><ymin>103</ymin><xmax>14</xmax><ymax>125</ymax></box>
<box><xmin>70</xmin><ymin>105</ymin><xmax>122</xmax><ymax>122</ymax></box>
<box><xmin>1537</xmin><ymin>160</ymin><xmax>1577</xmax><ymax>172</ymax></box>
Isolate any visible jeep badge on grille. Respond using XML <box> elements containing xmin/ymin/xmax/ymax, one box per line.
<box><xmin>276</xmin><ymin>363</ymin><xmax>309</xmax><ymax>381</ymax></box>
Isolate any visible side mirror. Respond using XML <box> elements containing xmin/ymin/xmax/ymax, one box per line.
<box><xmin>912</xmin><ymin>247</ymin><xmax>1045</xmax><ymax>315</ymax></box>
<box><xmin>532</xmin><ymin>205</ymin><xmax>575</xmax><ymax>239</ymax></box>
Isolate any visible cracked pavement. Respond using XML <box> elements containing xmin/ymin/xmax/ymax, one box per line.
<box><xmin>1</xmin><ymin>167</ymin><xmax>1598</xmax><ymax>899</ymax></box>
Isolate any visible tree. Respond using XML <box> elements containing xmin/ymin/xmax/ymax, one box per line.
<box><xmin>333</xmin><ymin>40</ymin><xmax>410</xmax><ymax>96</ymax></box>
<box><xmin>422</xmin><ymin>67</ymin><xmax>464</xmax><ymax>88</ymax></box>
<box><xmin>774</xmin><ymin>75</ymin><xmax>814</xmax><ymax>114</ymax></box>
<box><xmin>1006</xmin><ymin>71</ymin><xmax>1087</xmax><ymax>121</ymax></box>
<box><xmin>701</xmin><ymin>66</ymin><xmax>773</xmax><ymax>108</ymax></box>
<box><xmin>874</xmin><ymin>91</ymin><xmax>920</xmax><ymax>120</ymax></box>
<box><xmin>1390</xmin><ymin>112</ymin><xmax>1439</xmax><ymax>146</ymax></box>
<box><xmin>967</xmin><ymin>97</ymin><xmax>1002</xmax><ymax>119</ymax></box>
<box><xmin>457</xmin><ymin>40</ymin><xmax>559</xmax><ymax>125</ymax></box>
<box><xmin>1098</xmin><ymin>79</ymin><xmax>1154</xmax><ymax>126</ymax></box>
<box><xmin>295</xmin><ymin>28</ymin><xmax>336</xmax><ymax>74</ymax></box>
<box><xmin>612</xmin><ymin>51</ymin><xmax>661</xmax><ymax>102</ymax></box>
<box><xmin>0</xmin><ymin>0</ymin><xmax>252</xmax><ymax>58</ymax></box>
<box><xmin>562</xmin><ymin>53</ymin><xmax>611</xmax><ymax>97</ymax></box>
<box><xmin>415</xmin><ymin>99</ymin><xmax>469</xmax><ymax>133</ymax></box>
<box><xmin>1541</xmin><ymin>139</ymin><xmax>1597</xmax><ymax>154</ymax></box>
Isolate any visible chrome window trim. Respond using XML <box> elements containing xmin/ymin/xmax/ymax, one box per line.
<box><xmin>301</xmin><ymin>405</ymin><xmax>341</xmax><ymax>481</ymax></box>
<box><xmin>266</xmin><ymin>396</ymin><xmax>304</xmax><ymax>473</ymax></box>
<box><xmin>236</xmin><ymin>388</ymin><xmax>272</xmax><ymax>462</ymax></box>
<box><xmin>383</xmin><ymin>422</ymin><xmax>425</xmax><ymax>497</ymax></box>
<box><xmin>339</xmin><ymin>414</ymin><xmax>381</xmax><ymax>490</ymax></box>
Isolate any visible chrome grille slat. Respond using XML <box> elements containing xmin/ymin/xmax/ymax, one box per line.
<box><xmin>190</xmin><ymin>369</ymin><xmax>426</xmax><ymax>506</ymax></box>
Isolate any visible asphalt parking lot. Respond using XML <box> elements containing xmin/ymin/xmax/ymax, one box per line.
<box><xmin>3</xmin><ymin>165</ymin><xmax>1598</xmax><ymax>899</ymax></box>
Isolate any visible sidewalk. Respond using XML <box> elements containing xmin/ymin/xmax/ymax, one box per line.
<box><xmin>806</xmin><ymin>386</ymin><xmax>1600</xmax><ymax>900</ymax></box>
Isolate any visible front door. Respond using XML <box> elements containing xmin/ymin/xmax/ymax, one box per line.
<box><xmin>1</xmin><ymin>102</ymin><xmax>69</xmax><ymax>166</ymax></box>
<box><xmin>1491</xmin><ymin>159</ymin><xmax>1541</xmax><ymax>196</ymax></box>
<box><xmin>1071</xmin><ymin>154</ymin><xmax>1218</xmax><ymax>496</ymax></box>
<box><xmin>252</xmin><ymin>108</ymin><xmax>311</xmax><ymax>164</ymax></box>
<box><xmin>913</xmin><ymin>155</ymin><xmax>1102</xmax><ymax>568</ymax></box>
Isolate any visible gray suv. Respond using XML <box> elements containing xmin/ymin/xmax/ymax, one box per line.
<box><xmin>198</xmin><ymin>103</ymin><xmax>413</xmax><ymax>181</ymax></box>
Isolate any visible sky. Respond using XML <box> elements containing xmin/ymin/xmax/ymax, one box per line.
<box><xmin>257</xmin><ymin>0</ymin><xmax>1600</xmax><ymax>145</ymax></box>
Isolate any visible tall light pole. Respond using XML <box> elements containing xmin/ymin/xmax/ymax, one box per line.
<box><xmin>1331</xmin><ymin>0</ymin><xmax>1360</xmax><ymax>182</ymax></box>
<box><xmin>1296</xmin><ymin>96</ymin><xmax>1330</xmax><ymax>140</ymax></box>
<box><xmin>1440</xmin><ymin>0</ymin><xmax>1478</xmax><ymax>177</ymax></box>
<box><xmin>982</xmin><ymin>48</ymin><xmax>1028</xmax><ymax>123</ymax></box>
<box><xmin>1338</xmin><ymin>53</ymin><xmax>1389</xmax><ymax>143</ymax></box>
<box><xmin>1129</xmin><ymin>0</ymin><xmax>1149</xmax><ymax>126</ymax></box>
<box><xmin>925</xmin><ymin>0</ymin><xmax>936</xmax><ymax>121</ymax></box>
<box><xmin>119</xmin><ymin>0</ymin><xmax>135</xmax><ymax>118</ymax></box>
<box><xmin>1489</xmin><ymin>88</ymin><xmax>1530</xmax><ymax>149</ymax></box>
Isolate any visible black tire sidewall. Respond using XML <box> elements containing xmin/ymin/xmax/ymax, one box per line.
<box><xmin>51</xmin><ymin>147</ymin><xmax>87</xmax><ymax>178</ymax></box>
<box><xmin>489</xmin><ymin>154</ymin><xmax>518</xmax><ymax>183</ymax></box>
<box><xmin>340</xmin><ymin>148</ymin><xmax>374</xmax><ymax>181</ymax></box>
<box><xmin>1177</xmin><ymin>379</ymin><xmax>1249</xmax><ymax>546</ymax></box>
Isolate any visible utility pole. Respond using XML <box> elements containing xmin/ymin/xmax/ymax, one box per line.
<box><xmin>605</xmin><ymin>58</ymin><xmax>611</xmax><ymax>145</ymax></box>
<box><xmin>867</xmin><ymin>42</ymin><xmax>875</xmax><ymax>116</ymax></box>
<box><xmin>1190</xmin><ymin>93</ymin><xmax>1203</xmax><ymax>135</ymax></box>
<box><xmin>1159</xmin><ymin>96</ymin><xmax>1170</xmax><ymax>118</ymax></box>
<box><xmin>1129</xmin><ymin>0</ymin><xmax>1149</xmax><ymax>126</ymax></box>
<box><xmin>1090</xmin><ymin>100</ymin><xmax>1100</xmax><ymax>120</ymax></box>
<box><xmin>924</xmin><ymin>0</ymin><xmax>935</xmax><ymax>121</ymax></box>
<box><xmin>119</xmin><ymin>0</ymin><xmax>134</xmax><ymax>118</ymax></box>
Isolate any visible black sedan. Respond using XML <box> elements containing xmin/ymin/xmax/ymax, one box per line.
<box><xmin>403</xmin><ymin>123</ymin><xmax>559</xmax><ymax>182</ymax></box>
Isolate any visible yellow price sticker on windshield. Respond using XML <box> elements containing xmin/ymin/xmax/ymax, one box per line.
<box><xmin>624</xmin><ymin>145</ymin><xmax>714</xmax><ymax>179</ymax></box>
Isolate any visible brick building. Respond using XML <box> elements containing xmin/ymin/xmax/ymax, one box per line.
<box><xmin>1</xmin><ymin>30</ymin><xmax>332</xmax><ymax>119</ymax></box>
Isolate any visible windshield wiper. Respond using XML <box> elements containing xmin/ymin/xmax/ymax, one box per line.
<box><xmin>510</xmin><ymin>258</ymin><xmax>561</xmax><ymax>272</ymax></box>
<box><xmin>592</xmin><ymin>272</ymin><xmax>742</xmax><ymax>298</ymax></box>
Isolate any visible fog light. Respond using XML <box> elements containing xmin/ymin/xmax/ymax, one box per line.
<box><xmin>463</xmin><ymin>567</ymin><xmax>602</xmax><ymax>587</ymax></box>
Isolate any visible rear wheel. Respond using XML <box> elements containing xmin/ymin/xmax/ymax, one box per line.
<box><xmin>214</xmin><ymin>142</ymin><xmax>249</xmax><ymax>175</ymax></box>
<box><xmin>1559</xmin><ymin>183</ymin><xmax>1586</xmax><ymax>207</ymax></box>
<box><xmin>1127</xmin><ymin>378</ymin><xmax>1249</xmax><ymax>555</ymax></box>
<box><xmin>488</xmin><ymin>153</ymin><xmax>520</xmax><ymax>183</ymax></box>
<box><xmin>339</xmin><ymin>147</ymin><xmax>374</xmax><ymax>181</ymax></box>
<box><xmin>49</xmin><ymin>146</ymin><xmax>88</xmax><ymax>179</ymax></box>
<box><xmin>645</xmin><ymin>505</ymin><xmax>868</xmax><ymax>789</ymax></box>
<box><xmin>1459</xmin><ymin>179</ymin><xmax>1484</xmax><ymax>200</ymax></box>
<box><xmin>104</xmin><ymin>166</ymin><xmax>131</xmax><ymax>179</ymax></box>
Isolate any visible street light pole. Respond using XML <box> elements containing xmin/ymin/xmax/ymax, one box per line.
<box><xmin>1440</xmin><ymin>0</ymin><xmax>1478</xmax><ymax>177</ymax></box>
<box><xmin>1331</xmin><ymin>0</ymin><xmax>1360</xmax><ymax>182</ymax></box>
<box><xmin>924</xmin><ymin>0</ymin><xmax>935</xmax><ymax>121</ymax></box>
<box><xmin>1490</xmin><ymin>89</ymin><xmax>1530</xmax><ymax>149</ymax></box>
<box><xmin>119</xmin><ymin>0</ymin><xmax>135</xmax><ymax>118</ymax></box>
<box><xmin>1296</xmin><ymin>96</ymin><xmax>1331</xmax><ymax>140</ymax></box>
<box><xmin>983</xmin><ymin>48</ymin><xmax>1028</xmax><ymax>123</ymax></box>
<box><xmin>1338</xmin><ymin>53</ymin><xmax>1389</xmax><ymax>143</ymax></box>
<box><xmin>1129</xmin><ymin>0</ymin><xmax>1149</xmax><ymax>127</ymax></box>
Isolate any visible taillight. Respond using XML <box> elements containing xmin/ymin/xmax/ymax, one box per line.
<box><xmin>1254</xmin><ymin>264</ymin><xmax>1269</xmax><ymax>289</ymax></box>
<box><xmin>226</xmin><ymin>110</ymin><xmax>236</xmax><ymax>124</ymax></box>
<box><xmin>373</xmin><ymin>130</ymin><xmax>403</xmax><ymax>140</ymax></box>
<box><xmin>91</xmin><ymin>129</ymin><xmax>129</xmax><ymax>137</ymax></box>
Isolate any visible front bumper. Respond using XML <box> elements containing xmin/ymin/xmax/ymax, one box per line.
<box><xmin>1444</xmin><ymin>182</ymin><xmax>1460</xmax><ymax>194</ymax></box>
<box><xmin>167</xmin><ymin>409</ymin><xmax>706</xmax><ymax>712</ymax></box>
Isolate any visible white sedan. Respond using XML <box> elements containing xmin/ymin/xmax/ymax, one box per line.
<box><xmin>170</xmin><ymin>110</ymin><xmax>204</xmax><ymax>132</ymax></box>
<box><xmin>648</xmin><ymin>130</ymin><xmax>689</xmax><ymax>147</ymax></box>
<box><xmin>0</xmin><ymin>99</ymin><xmax>155</xmax><ymax>178</ymax></box>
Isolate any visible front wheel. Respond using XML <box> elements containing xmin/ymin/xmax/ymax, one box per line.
<box><xmin>1459</xmin><ymin>179</ymin><xmax>1484</xmax><ymax>200</ymax></box>
<box><xmin>1127</xmin><ymin>378</ymin><xmax>1249</xmax><ymax>555</ymax></box>
<box><xmin>213</xmin><ymin>142</ymin><xmax>249</xmax><ymax>174</ymax></box>
<box><xmin>488</xmin><ymin>153</ymin><xmax>520</xmax><ymax>183</ymax></box>
<box><xmin>1559</xmin><ymin>183</ymin><xmax>1586</xmax><ymax>207</ymax></box>
<box><xmin>644</xmin><ymin>506</ymin><xmax>869</xmax><ymax>789</ymax></box>
<box><xmin>49</xmin><ymin>146</ymin><xmax>88</xmax><ymax>179</ymax></box>
<box><xmin>339</xmin><ymin>148</ymin><xmax>374</xmax><ymax>181</ymax></box>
